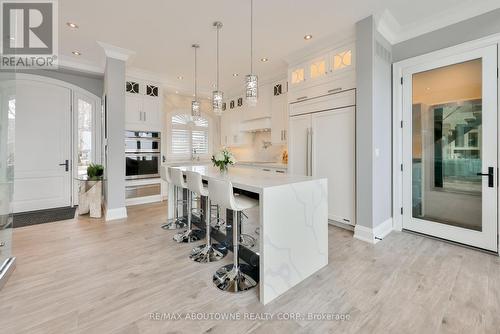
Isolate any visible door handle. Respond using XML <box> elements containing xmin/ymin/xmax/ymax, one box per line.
<box><xmin>477</xmin><ymin>167</ymin><xmax>494</xmax><ymax>188</ymax></box>
<box><xmin>59</xmin><ymin>160</ymin><xmax>69</xmax><ymax>172</ymax></box>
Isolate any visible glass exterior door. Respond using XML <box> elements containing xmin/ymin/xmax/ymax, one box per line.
<box><xmin>402</xmin><ymin>45</ymin><xmax>498</xmax><ymax>252</ymax></box>
<box><xmin>0</xmin><ymin>73</ymin><xmax>15</xmax><ymax>288</ymax></box>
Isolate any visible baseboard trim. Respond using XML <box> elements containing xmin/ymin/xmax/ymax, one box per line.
<box><xmin>354</xmin><ymin>218</ymin><xmax>393</xmax><ymax>244</ymax></box>
<box><xmin>105</xmin><ymin>207</ymin><xmax>128</xmax><ymax>221</ymax></box>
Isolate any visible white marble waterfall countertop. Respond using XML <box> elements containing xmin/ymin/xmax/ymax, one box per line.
<box><xmin>169</xmin><ymin>164</ymin><xmax>329</xmax><ymax>305</ymax></box>
<box><xmin>174</xmin><ymin>164</ymin><xmax>320</xmax><ymax>193</ymax></box>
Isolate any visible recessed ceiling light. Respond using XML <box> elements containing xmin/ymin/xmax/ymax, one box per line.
<box><xmin>260</xmin><ymin>57</ymin><xmax>268</xmax><ymax>62</ymax></box>
<box><xmin>66</xmin><ymin>22</ymin><xmax>78</xmax><ymax>29</ymax></box>
<box><xmin>304</xmin><ymin>34</ymin><xmax>313</xmax><ymax>40</ymax></box>
<box><xmin>177</xmin><ymin>76</ymin><xmax>183</xmax><ymax>80</ymax></box>
<box><xmin>72</xmin><ymin>51</ymin><xmax>81</xmax><ymax>56</ymax></box>
<box><xmin>212</xmin><ymin>83</ymin><xmax>217</xmax><ymax>88</ymax></box>
<box><xmin>175</xmin><ymin>90</ymin><xmax>179</xmax><ymax>94</ymax></box>
<box><xmin>233</xmin><ymin>73</ymin><xmax>239</xmax><ymax>77</ymax></box>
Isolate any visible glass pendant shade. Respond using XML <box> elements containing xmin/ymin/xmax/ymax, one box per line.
<box><xmin>212</xmin><ymin>90</ymin><xmax>224</xmax><ymax>115</ymax></box>
<box><xmin>191</xmin><ymin>100</ymin><xmax>201</xmax><ymax>118</ymax></box>
<box><xmin>245</xmin><ymin>74</ymin><xmax>258</xmax><ymax>107</ymax></box>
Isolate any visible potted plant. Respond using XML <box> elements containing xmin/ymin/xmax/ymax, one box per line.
<box><xmin>86</xmin><ymin>163</ymin><xmax>104</xmax><ymax>180</ymax></box>
<box><xmin>211</xmin><ymin>148</ymin><xmax>236</xmax><ymax>173</ymax></box>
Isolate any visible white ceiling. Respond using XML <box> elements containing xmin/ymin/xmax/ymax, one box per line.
<box><xmin>58</xmin><ymin>0</ymin><xmax>500</xmax><ymax>95</ymax></box>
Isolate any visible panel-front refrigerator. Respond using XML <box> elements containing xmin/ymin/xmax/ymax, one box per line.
<box><xmin>288</xmin><ymin>92</ymin><xmax>355</xmax><ymax>226</ymax></box>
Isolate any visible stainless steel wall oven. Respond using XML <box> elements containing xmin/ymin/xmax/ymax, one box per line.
<box><xmin>125</xmin><ymin>131</ymin><xmax>161</xmax><ymax>180</ymax></box>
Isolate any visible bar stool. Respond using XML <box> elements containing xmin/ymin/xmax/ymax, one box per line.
<box><xmin>185</xmin><ymin>171</ymin><xmax>228</xmax><ymax>263</ymax></box>
<box><xmin>160</xmin><ymin>166</ymin><xmax>187</xmax><ymax>230</ymax></box>
<box><xmin>170</xmin><ymin>168</ymin><xmax>204</xmax><ymax>243</ymax></box>
<box><xmin>209</xmin><ymin>178</ymin><xmax>259</xmax><ymax>292</ymax></box>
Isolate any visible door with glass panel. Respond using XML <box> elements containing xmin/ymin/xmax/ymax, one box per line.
<box><xmin>402</xmin><ymin>45</ymin><xmax>498</xmax><ymax>252</ymax></box>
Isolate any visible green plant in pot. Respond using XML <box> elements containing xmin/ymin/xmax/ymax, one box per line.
<box><xmin>87</xmin><ymin>163</ymin><xmax>104</xmax><ymax>180</ymax></box>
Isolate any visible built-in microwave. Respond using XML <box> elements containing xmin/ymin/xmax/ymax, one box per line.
<box><xmin>125</xmin><ymin>131</ymin><xmax>161</xmax><ymax>180</ymax></box>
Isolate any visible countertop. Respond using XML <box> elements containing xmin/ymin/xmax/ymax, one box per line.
<box><xmin>175</xmin><ymin>164</ymin><xmax>320</xmax><ymax>193</ymax></box>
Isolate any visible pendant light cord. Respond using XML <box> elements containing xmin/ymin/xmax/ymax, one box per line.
<box><xmin>250</xmin><ymin>0</ymin><xmax>253</xmax><ymax>74</ymax></box>
<box><xmin>194</xmin><ymin>46</ymin><xmax>197</xmax><ymax>99</ymax></box>
<box><xmin>216</xmin><ymin>26</ymin><xmax>220</xmax><ymax>90</ymax></box>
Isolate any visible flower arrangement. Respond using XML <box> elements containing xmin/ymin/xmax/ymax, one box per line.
<box><xmin>211</xmin><ymin>148</ymin><xmax>236</xmax><ymax>173</ymax></box>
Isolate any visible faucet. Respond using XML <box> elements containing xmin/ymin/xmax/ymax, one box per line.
<box><xmin>191</xmin><ymin>149</ymin><xmax>199</xmax><ymax>161</ymax></box>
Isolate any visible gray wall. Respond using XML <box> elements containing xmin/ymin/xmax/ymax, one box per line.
<box><xmin>356</xmin><ymin>16</ymin><xmax>393</xmax><ymax>229</ymax></box>
<box><xmin>14</xmin><ymin>68</ymin><xmax>103</xmax><ymax>97</ymax></box>
<box><xmin>393</xmin><ymin>8</ymin><xmax>500</xmax><ymax>62</ymax></box>
<box><xmin>103</xmin><ymin>58</ymin><xmax>126</xmax><ymax>215</ymax></box>
<box><xmin>355</xmin><ymin>17</ymin><xmax>374</xmax><ymax>229</ymax></box>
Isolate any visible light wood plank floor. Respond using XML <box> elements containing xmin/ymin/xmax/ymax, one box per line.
<box><xmin>1</xmin><ymin>202</ymin><xmax>500</xmax><ymax>334</ymax></box>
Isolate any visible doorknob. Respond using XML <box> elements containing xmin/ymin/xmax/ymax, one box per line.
<box><xmin>59</xmin><ymin>160</ymin><xmax>69</xmax><ymax>172</ymax></box>
<box><xmin>477</xmin><ymin>167</ymin><xmax>494</xmax><ymax>188</ymax></box>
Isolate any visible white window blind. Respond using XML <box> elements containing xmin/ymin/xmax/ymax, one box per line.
<box><xmin>171</xmin><ymin>128</ymin><xmax>191</xmax><ymax>155</ymax></box>
<box><xmin>192</xmin><ymin>130</ymin><xmax>208</xmax><ymax>154</ymax></box>
<box><xmin>170</xmin><ymin>113</ymin><xmax>209</xmax><ymax>157</ymax></box>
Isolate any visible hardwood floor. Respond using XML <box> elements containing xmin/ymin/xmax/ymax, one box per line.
<box><xmin>1</xmin><ymin>202</ymin><xmax>500</xmax><ymax>333</ymax></box>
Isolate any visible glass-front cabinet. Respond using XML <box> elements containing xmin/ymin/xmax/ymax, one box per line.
<box><xmin>288</xmin><ymin>44</ymin><xmax>355</xmax><ymax>90</ymax></box>
<box><xmin>0</xmin><ymin>72</ymin><xmax>16</xmax><ymax>289</ymax></box>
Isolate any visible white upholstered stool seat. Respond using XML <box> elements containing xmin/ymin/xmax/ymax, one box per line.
<box><xmin>171</xmin><ymin>168</ymin><xmax>204</xmax><ymax>243</ymax></box>
<box><xmin>209</xmin><ymin>178</ymin><xmax>259</xmax><ymax>292</ymax></box>
<box><xmin>185</xmin><ymin>171</ymin><xmax>227</xmax><ymax>263</ymax></box>
<box><xmin>160</xmin><ymin>166</ymin><xmax>187</xmax><ymax>230</ymax></box>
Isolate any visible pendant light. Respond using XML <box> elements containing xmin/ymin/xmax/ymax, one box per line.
<box><xmin>191</xmin><ymin>44</ymin><xmax>201</xmax><ymax>119</ymax></box>
<box><xmin>212</xmin><ymin>22</ymin><xmax>224</xmax><ymax>116</ymax></box>
<box><xmin>245</xmin><ymin>0</ymin><xmax>258</xmax><ymax>107</ymax></box>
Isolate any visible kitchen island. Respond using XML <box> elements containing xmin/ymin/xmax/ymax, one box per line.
<box><xmin>167</xmin><ymin>165</ymin><xmax>328</xmax><ymax>305</ymax></box>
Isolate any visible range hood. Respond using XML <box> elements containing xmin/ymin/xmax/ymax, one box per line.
<box><xmin>240</xmin><ymin>117</ymin><xmax>272</xmax><ymax>132</ymax></box>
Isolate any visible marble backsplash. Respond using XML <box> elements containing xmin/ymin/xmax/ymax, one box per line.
<box><xmin>228</xmin><ymin>132</ymin><xmax>287</xmax><ymax>163</ymax></box>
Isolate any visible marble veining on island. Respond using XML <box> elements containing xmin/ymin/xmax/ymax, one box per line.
<box><xmin>167</xmin><ymin>165</ymin><xmax>328</xmax><ymax>304</ymax></box>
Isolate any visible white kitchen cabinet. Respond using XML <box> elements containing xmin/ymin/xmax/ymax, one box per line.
<box><xmin>288</xmin><ymin>43</ymin><xmax>355</xmax><ymax>103</ymax></box>
<box><xmin>125</xmin><ymin>78</ymin><xmax>162</xmax><ymax>131</ymax></box>
<box><xmin>220</xmin><ymin>107</ymin><xmax>250</xmax><ymax>147</ymax></box>
<box><xmin>288</xmin><ymin>92</ymin><xmax>355</xmax><ymax>225</ymax></box>
<box><xmin>125</xmin><ymin>94</ymin><xmax>143</xmax><ymax>124</ymax></box>
<box><xmin>271</xmin><ymin>80</ymin><xmax>288</xmax><ymax>144</ymax></box>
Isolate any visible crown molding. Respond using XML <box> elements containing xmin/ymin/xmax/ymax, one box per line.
<box><xmin>378</xmin><ymin>2</ymin><xmax>500</xmax><ymax>45</ymax></box>
<box><xmin>97</xmin><ymin>41</ymin><xmax>136</xmax><ymax>62</ymax></box>
<box><xmin>375</xmin><ymin>10</ymin><xmax>400</xmax><ymax>45</ymax></box>
<box><xmin>57</xmin><ymin>55</ymin><xmax>105</xmax><ymax>75</ymax></box>
<box><xmin>283</xmin><ymin>29</ymin><xmax>356</xmax><ymax>67</ymax></box>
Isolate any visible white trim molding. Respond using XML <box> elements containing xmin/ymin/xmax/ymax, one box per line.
<box><xmin>354</xmin><ymin>218</ymin><xmax>393</xmax><ymax>244</ymax></box>
<box><xmin>97</xmin><ymin>41</ymin><xmax>136</xmax><ymax>62</ymax></box>
<box><xmin>105</xmin><ymin>207</ymin><xmax>128</xmax><ymax>221</ymax></box>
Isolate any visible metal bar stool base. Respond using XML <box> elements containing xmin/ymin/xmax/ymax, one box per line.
<box><xmin>173</xmin><ymin>229</ymin><xmax>204</xmax><ymax>243</ymax></box>
<box><xmin>190</xmin><ymin>243</ymin><xmax>228</xmax><ymax>263</ymax></box>
<box><xmin>161</xmin><ymin>218</ymin><xmax>187</xmax><ymax>230</ymax></box>
<box><xmin>213</xmin><ymin>264</ymin><xmax>258</xmax><ymax>292</ymax></box>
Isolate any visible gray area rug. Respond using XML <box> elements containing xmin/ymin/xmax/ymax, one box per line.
<box><xmin>13</xmin><ymin>207</ymin><xmax>77</xmax><ymax>228</ymax></box>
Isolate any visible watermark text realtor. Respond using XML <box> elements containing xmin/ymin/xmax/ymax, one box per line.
<box><xmin>0</xmin><ymin>0</ymin><xmax>58</xmax><ymax>69</ymax></box>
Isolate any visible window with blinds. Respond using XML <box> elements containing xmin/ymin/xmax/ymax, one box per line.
<box><xmin>170</xmin><ymin>113</ymin><xmax>209</xmax><ymax>157</ymax></box>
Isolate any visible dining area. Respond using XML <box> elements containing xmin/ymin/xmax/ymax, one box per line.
<box><xmin>160</xmin><ymin>164</ymin><xmax>329</xmax><ymax>305</ymax></box>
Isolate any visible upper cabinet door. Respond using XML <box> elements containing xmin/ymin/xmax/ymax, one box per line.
<box><xmin>289</xmin><ymin>64</ymin><xmax>306</xmax><ymax>87</ymax></box>
<box><xmin>309</xmin><ymin>56</ymin><xmax>328</xmax><ymax>81</ymax></box>
<box><xmin>329</xmin><ymin>48</ymin><xmax>354</xmax><ymax>74</ymax></box>
<box><xmin>142</xmin><ymin>96</ymin><xmax>161</xmax><ymax>127</ymax></box>
<box><xmin>125</xmin><ymin>94</ymin><xmax>142</xmax><ymax>124</ymax></box>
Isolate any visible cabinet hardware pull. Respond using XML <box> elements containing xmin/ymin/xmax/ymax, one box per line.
<box><xmin>328</xmin><ymin>88</ymin><xmax>342</xmax><ymax>93</ymax></box>
<box><xmin>296</xmin><ymin>96</ymin><xmax>308</xmax><ymax>101</ymax></box>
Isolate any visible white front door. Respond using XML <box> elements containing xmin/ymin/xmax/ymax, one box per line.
<box><xmin>402</xmin><ymin>45</ymin><xmax>498</xmax><ymax>252</ymax></box>
<box><xmin>14</xmin><ymin>80</ymin><xmax>72</xmax><ymax>213</ymax></box>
